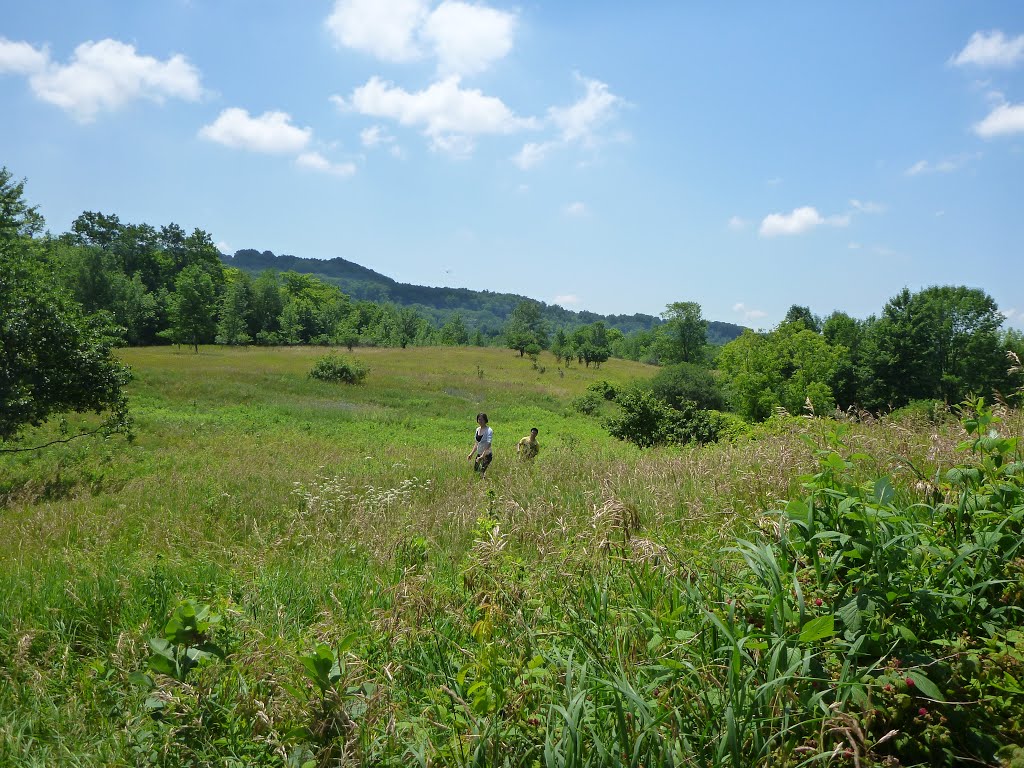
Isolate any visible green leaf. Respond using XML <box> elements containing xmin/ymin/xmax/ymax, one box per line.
<box><xmin>906</xmin><ymin>669</ymin><xmax>945</xmax><ymax>701</ymax></box>
<box><xmin>873</xmin><ymin>478</ymin><xmax>895</xmax><ymax>506</ymax></box>
<box><xmin>799</xmin><ymin>615</ymin><xmax>835</xmax><ymax>644</ymax></box>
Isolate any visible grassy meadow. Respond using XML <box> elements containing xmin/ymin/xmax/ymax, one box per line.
<box><xmin>2</xmin><ymin>346</ymin><xmax>1023</xmax><ymax>767</ymax></box>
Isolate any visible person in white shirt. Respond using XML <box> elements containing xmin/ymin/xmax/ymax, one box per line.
<box><xmin>467</xmin><ymin>412</ymin><xmax>493</xmax><ymax>477</ymax></box>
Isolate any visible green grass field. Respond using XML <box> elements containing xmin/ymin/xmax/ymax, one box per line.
<box><xmin>2</xmin><ymin>346</ymin><xmax>1022</xmax><ymax>767</ymax></box>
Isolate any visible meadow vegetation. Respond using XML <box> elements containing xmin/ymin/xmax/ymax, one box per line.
<box><xmin>3</xmin><ymin>345</ymin><xmax>1024</xmax><ymax>767</ymax></box>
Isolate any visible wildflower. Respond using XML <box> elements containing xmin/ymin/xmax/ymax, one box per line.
<box><xmin>918</xmin><ymin>707</ymin><xmax>928</xmax><ymax>717</ymax></box>
<box><xmin>905</xmin><ymin>677</ymin><xmax>915</xmax><ymax>687</ymax></box>
<box><xmin>814</xmin><ymin>597</ymin><xmax>823</xmax><ymax>607</ymax></box>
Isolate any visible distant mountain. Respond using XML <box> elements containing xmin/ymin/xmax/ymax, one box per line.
<box><xmin>221</xmin><ymin>249</ymin><xmax>746</xmax><ymax>343</ymax></box>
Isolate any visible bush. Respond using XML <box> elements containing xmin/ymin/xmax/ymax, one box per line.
<box><xmin>571</xmin><ymin>391</ymin><xmax>603</xmax><ymax>415</ymax></box>
<box><xmin>888</xmin><ymin>398</ymin><xmax>953</xmax><ymax>425</ymax></box>
<box><xmin>706</xmin><ymin>409</ymin><xmax>751</xmax><ymax>442</ymax></box>
<box><xmin>586</xmin><ymin>380</ymin><xmax>618</xmax><ymax>401</ymax></box>
<box><xmin>649</xmin><ymin>362</ymin><xmax>725</xmax><ymax>411</ymax></box>
<box><xmin>605</xmin><ymin>387</ymin><xmax>719</xmax><ymax>447</ymax></box>
<box><xmin>308</xmin><ymin>354</ymin><xmax>368</xmax><ymax>384</ymax></box>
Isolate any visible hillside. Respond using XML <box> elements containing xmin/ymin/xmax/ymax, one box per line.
<box><xmin>221</xmin><ymin>248</ymin><xmax>746</xmax><ymax>342</ymax></box>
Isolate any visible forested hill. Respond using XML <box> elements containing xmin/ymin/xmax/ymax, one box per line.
<box><xmin>221</xmin><ymin>248</ymin><xmax>746</xmax><ymax>342</ymax></box>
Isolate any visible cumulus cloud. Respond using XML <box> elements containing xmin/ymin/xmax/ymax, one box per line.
<box><xmin>951</xmin><ymin>30</ymin><xmax>1024</xmax><ymax>68</ymax></box>
<box><xmin>325</xmin><ymin>0</ymin><xmax>515</xmax><ymax>75</ymax></box>
<box><xmin>344</xmin><ymin>75</ymin><xmax>537</xmax><ymax>154</ymax></box>
<box><xmin>296</xmin><ymin>151</ymin><xmax>357</xmax><ymax>176</ymax></box>
<box><xmin>974</xmin><ymin>102</ymin><xmax>1024</xmax><ymax>138</ymax></box>
<box><xmin>0</xmin><ymin>37</ymin><xmax>202</xmax><ymax>122</ymax></box>
<box><xmin>325</xmin><ymin>0</ymin><xmax>426</xmax><ymax>62</ymax></box>
<box><xmin>727</xmin><ymin>216</ymin><xmax>748</xmax><ymax>231</ymax></box>
<box><xmin>759</xmin><ymin>206</ymin><xmax>848</xmax><ymax>237</ymax></box>
<box><xmin>564</xmin><ymin>201</ymin><xmax>588</xmax><ymax>217</ymax></box>
<box><xmin>554</xmin><ymin>294</ymin><xmax>580</xmax><ymax>306</ymax></box>
<box><xmin>0</xmin><ymin>37</ymin><xmax>49</xmax><ymax>74</ymax></box>
<box><xmin>514</xmin><ymin>74</ymin><xmax>626</xmax><ymax>169</ymax></box>
<box><xmin>422</xmin><ymin>1</ymin><xmax>516</xmax><ymax>76</ymax></box>
<box><xmin>733</xmin><ymin>303</ymin><xmax>767</xmax><ymax>322</ymax></box>
<box><xmin>198</xmin><ymin>107</ymin><xmax>355</xmax><ymax>178</ymax></box>
<box><xmin>199</xmin><ymin>108</ymin><xmax>312</xmax><ymax>153</ymax></box>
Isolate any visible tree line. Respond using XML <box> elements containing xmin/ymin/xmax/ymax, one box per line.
<box><xmin>3</xmin><ymin>166</ymin><xmax>1022</xmax><ymax>447</ymax></box>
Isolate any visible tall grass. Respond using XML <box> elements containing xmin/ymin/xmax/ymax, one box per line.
<box><xmin>1</xmin><ymin>346</ymin><xmax>1019</xmax><ymax>766</ymax></box>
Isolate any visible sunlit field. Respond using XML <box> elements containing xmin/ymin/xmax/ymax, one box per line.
<box><xmin>2</xmin><ymin>346</ymin><xmax>1022</xmax><ymax>767</ymax></box>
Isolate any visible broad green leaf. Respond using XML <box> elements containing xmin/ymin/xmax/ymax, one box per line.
<box><xmin>906</xmin><ymin>669</ymin><xmax>944</xmax><ymax>701</ymax></box>
<box><xmin>799</xmin><ymin>615</ymin><xmax>835</xmax><ymax>644</ymax></box>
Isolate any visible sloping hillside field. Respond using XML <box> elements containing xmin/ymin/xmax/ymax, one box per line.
<box><xmin>2</xmin><ymin>347</ymin><xmax>1023</xmax><ymax>766</ymax></box>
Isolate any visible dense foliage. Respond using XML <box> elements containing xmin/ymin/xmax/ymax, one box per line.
<box><xmin>308</xmin><ymin>354</ymin><xmax>369</xmax><ymax>385</ymax></box>
<box><xmin>0</xmin><ymin>169</ymin><xmax>131</xmax><ymax>444</ymax></box>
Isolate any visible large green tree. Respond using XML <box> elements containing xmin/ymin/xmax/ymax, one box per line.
<box><xmin>859</xmin><ymin>286</ymin><xmax>1007</xmax><ymax>409</ymax></box>
<box><xmin>1</xmin><ymin>169</ymin><xmax>131</xmax><ymax>444</ymax></box>
<box><xmin>163</xmin><ymin>265</ymin><xmax>217</xmax><ymax>352</ymax></box>
<box><xmin>655</xmin><ymin>301</ymin><xmax>707</xmax><ymax>364</ymax></box>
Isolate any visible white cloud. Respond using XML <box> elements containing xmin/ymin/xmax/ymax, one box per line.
<box><xmin>0</xmin><ymin>37</ymin><xmax>49</xmax><ymax>74</ymax></box>
<box><xmin>759</xmin><ymin>206</ymin><xmax>848</xmax><ymax>237</ymax></box>
<box><xmin>514</xmin><ymin>74</ymin><xmax>625</xmax><ymax>169</ymax></box>
<box><xmin>849</xmin><ymin>199</ymin><xmax>884</xmax><ymax>214</ymax></box>
<box><xmin>296</xmin><ymin>151</ymin><xmax>357</xmax><ymax>177</ymax></box>
<box><xmin>360</xmin><ymin>124</ymin><xmax>394</xmax><ymax>147</ymax></box>
<box><xmin>554</xmin><ymin>294</ymin><xmax>580</xmax><ymax>305</ymax></box>
<box><xmin>733</xmin><ymin>303</ymin><xmax>767</xmax><ymax>322</ymax></box>
<box><xmin>0</xmin><ymin>37</ymin><xmax>202</xmax><ymax>122</ymax></box>
<box><xmin>217</xmin><ymin>241</ymin><xmax>231</xmax><ymax>254</ymax></box>
<box><xmin>200</xmin><ymin>108</ymin><xmax>312</xmax><ymax>153</ymax></box>
<box><xmin>974</xmin><ymin>102</ymin><xmax>1024</xmax><ymax>138</ymax></box>
<box><xmin>905</xmin><ymin>156</ymin><xmax>968</xmax><ymax>175</ymax></box>
<box><xmin>550</xmin><ymin>73</ymin><xmax>625</xmax><ymax>145</ymax></box>
<box><xmin>727</xmin><ymin>216</ymin><xmax>748</xmax><ymax>231</ymax></box>
<box><xmin>345</xmin><ymin>75</ymin><xmax>537</xmax><ymax>154</ymax></box>
<box><xmin>512</xmin><ymin>141</ymin><xmax>554</xmax><ymax>169</ymax></box>
<box><xmin>951</xmin><ymin>30</ymin><xmax>1024</xmax><ymax>69</ymax></box>
<box><xmin>564</xmin><ymin>201</ymin><xmax>588</xmax><ymax>217</ymax></box>
<box><xmin>848</xmin><ymin>242</ymin><xmax>862</xmax><ymax>250</ymax></box>
<box><xmin>422</xmin><ymin>1</ymin><xmax>516</xmax><ymax>76</ymax></box>
<box><xmin>324</xmin><ymin>0</ymin><xmax>515</xmax><ymax>76</ymax></box>
<box><xmin>325</xmin><ymin>0</ymin><xmax>426</xmax><ymax>62</ymax></box>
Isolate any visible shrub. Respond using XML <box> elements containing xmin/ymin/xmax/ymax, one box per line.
<box><xmin>606</xmin><ymin>387</ymin><xmax>719</xmax><ymax>447</ymax></box>
<box><xmin>571</xmin><ymin>391</ymin><xmax>603</xmax><ymax>415</ymax></box>
<box><xmin>586</xmin><ymin>380</ymin><xmax>618</xmax><ymax>400</ymax></box>
<box><xmin>706</xmin><ymin>409</ymin><xmax>751</xmax><ymax>441</ymax></box>
<box><xmin>648</xmin><ymin>362</ymin><xmax>725</xmax><ymax>411</ymax></box>
<box><xmin>888</xmin><ymin>398</ymin><xmax>953</xmax><ymax>425</ymax></box>
<box><xmin>309</xmin><ymin>354</ymin><xmax>368</xmax><ymax>384</ymax></box>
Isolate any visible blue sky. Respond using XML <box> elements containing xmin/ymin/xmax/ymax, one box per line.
<box><xmin>2</xmin><ymin>2</ymin><xmax>1023</xmax><ymax>329</ymax></box>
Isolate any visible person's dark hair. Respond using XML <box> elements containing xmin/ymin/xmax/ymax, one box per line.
<box><xmin>476</xmin><ymin>413</ymin><xmax>488</xmax><ymax>423</ymax></box>
<box><xmin>530</xmin><ymin>427</ymin><xmax>538</xmax><ymax>435</ymax></box>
